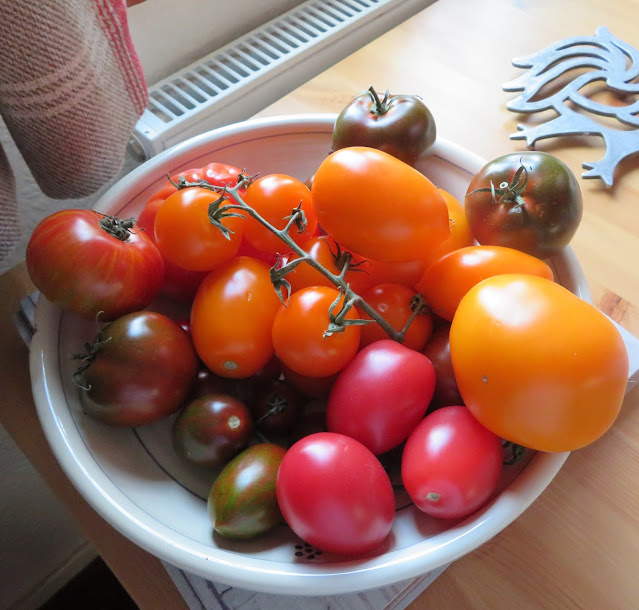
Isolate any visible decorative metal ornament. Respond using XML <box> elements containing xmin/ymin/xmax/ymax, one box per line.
<box><xmin>503</xmin><ymin>26</ymin><xmax>639</xmax><ymax>186</ymax></box>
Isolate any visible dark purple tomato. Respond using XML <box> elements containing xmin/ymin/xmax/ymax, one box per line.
<box><xmin>251</xmin><ymin>380</ymin><xmax>302</xmax><ymax>436</ymax></box>
<box><xmin>422</xmin><ymin>324</ymin><xmax>464</xmax><ymax>410</ymax></box>
<box><xmin>172</xmin><ymin>394</ymin><xmax>254</xmax><ymax>468</ymax></box>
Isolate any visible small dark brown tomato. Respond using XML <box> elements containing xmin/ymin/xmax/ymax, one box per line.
<box><xmin>422</xmin><ymin>324</ymin><xmax>464</xmax><ymax>411</ymax></box>
<box><xmin>251</xmin><ymin>380</ymin><xmax>302</xmax><ymax>436</ymax></box>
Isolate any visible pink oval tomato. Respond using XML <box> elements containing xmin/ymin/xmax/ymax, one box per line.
<box><xmin>276</xmin><ymin>432</ymin><xmax>395</xmax><ymax>555</ymax></box>
<box><xmin>401</xmin><ymin>406</ymin><xmax>503</xmax><ymax>520</ymax></box>
<box><xmin>326</xmin><ymin>340</ymin><xmax>435</xmax><ymax>455</ymax></box>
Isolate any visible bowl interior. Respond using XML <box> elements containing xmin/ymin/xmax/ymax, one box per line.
<box><xmin>30</xmin><ymin>114</ymin><xmax>579</xmax><ymax>596</ymax></box>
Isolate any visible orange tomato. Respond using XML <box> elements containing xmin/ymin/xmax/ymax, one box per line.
<box><xmin>415</xmin><ymin>245</ymin><xmax>554</xmax><ymax>321</ymax></box>
<box><xmin>358</xmin><ymin>284</ymin><xmax>433</xmax><ymax>351</ymax></box>
<box><xmin>190</xmin><ymin>257</ymin><xmax>282</xmax><ymax>378</ymax></box>
<box><xmin>311</xmin><ymin>147</ymin><xmax>450</xmax><ymax>262</ymax></box>
<box><xmin>367</xmin><ymin>258</ymin><xmax>425</xmax><ymax>289</ymax></box>
<box><xmin>272</xmin><ymin>286</ymin><xmax>361</xmax><ymax>378</ymax></box>
<box><xmin>450</xmin><ymin>274</ymin><xmax>629</xmax><ymax>452</ymax></box>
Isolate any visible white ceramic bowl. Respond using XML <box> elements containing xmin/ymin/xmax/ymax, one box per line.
<box><xmin>29</xmin><ymin>114</ymin><xmax>589</xmax><ymax>596</ymax></box>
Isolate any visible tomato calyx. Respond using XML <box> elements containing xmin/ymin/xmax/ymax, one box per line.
<box><xmin>365</xmin><ymin>85</ymin><xmax>422</xmax><ymax>117</ymax></box>
<box><xmin>97</xmin><ymin>214</ymin><xmax>138</xmax><ymax>242</ymax></box>
<box><xmin>502</xmin><ymin>440</ymin><xmax>527</xmax><ymax>465</ymax></box>
<box><xmin>467</xmin><ymin>163</ymin><xmax>529</xmax><ymax>208</ymax></box>
<box><xmin>70</xmin><ymin>326</ymin><xmax>112</xmax><ymax>390</ymax></box>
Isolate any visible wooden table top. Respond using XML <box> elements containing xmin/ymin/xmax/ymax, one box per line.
<box><xmin>2</xmin><ymin>0</ymin><xmax>639</xmax><ymax>607</ymax></box>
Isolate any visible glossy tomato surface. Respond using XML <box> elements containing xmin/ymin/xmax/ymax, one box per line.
<box><xmin>190</xmin><ymin>256</ymin><xmax>282</xmax><ymax>378</ymax></box>
<box><xmin>276</xmin><ymin>432</ymin><xmax>395</xmax><ymax>555</ymax></box>
<box><xmin>26</xmin><ymin>210</ymin><xmax>164</xmax><ymax>321</ymax></box>
<box><xmin>401</xmin><ymin>406</ymin><xmax>503</xmax><ymax>520</ymax></box>
<box><xmin>416</xmin><ymin>245</ymin><xmax>554</xmax><ymax>321</ymax></box>
<box><xmin>450</xmin><ymin>274</ymin><xmax>629</xmax><ymax>451</ymax></box>
<box><xmin>326</xmin><ymin>340</ymin><xmax>435</xmax><ymax>455</ymax></box>
<box><xmin>312</xmin><ymin>147</ymin><xmax>450</xmax><ymax>262</ymax></box>
<box><xmin>422</xmin><ymin>324</ymin><xmax>463</xmax><ymax>410</ymax></box>
<box><xmin>77</xmin><ymin>311</ymin><xmax>199</xmax><ymax>426</ymax></box>
<box><xmin>465</xmin><ymin>151</ymin><xmax>583</xmax><ymax>259</ymax></box>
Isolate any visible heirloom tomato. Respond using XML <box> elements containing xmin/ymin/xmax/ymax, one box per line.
<box><xmin>465</xmin><ymin>151</ymin><xmax>583</xmax><ymax>259</ymax></box>
<box><xmin>209</xmin><ymin>443</ymin><xmax>286</xmax><ymax>540</ymax></box>
<box><xmin>402</xmin><ymin>406</ymin><xmax>503</xmax><ymax>520</ymax></box>
<box><xmin>416</xmin><ymin>245</ymin><xmax>554</xmax><ymax>321</ymax></box>
<box><xmin>357</xmin><ymin>283</ymin><xmax>433</xmax><ymax>351</ymax></box>
<box><xmin>251</xmin><ymin>379</ymin><xmax>303</xmax><ymax>436</ymax></box>
<box><xmin>75</xmin><ymin>311</ymin><xmax>198</xmax><ymax>426</ymax></box>
<box><xmin>276</xmin><ymin>432</ymin><xmax>395</xmax><ymax>555</ymax></box>
<box><xmin>190</xmin><ymin>257</ymin><xmax>282</xmax><ymax>378</ymax></box>
<box><xmin>26</xmin><ymin>210</ymin><xmax>164</xmax><ymax>321</ymax></box>
<box><xmin>311</xmin><ymin>147</ymin><xmax>450</xmax><ymax>262</ymax></box>
<box><xmin>327</xmin><ymin>340</ymin><xmax>435</xmax><ymax>455</ymax></box>
<box><xmin>450</xmin><ymin>274</ymin><xmax>629</xmax><ymax>452</ymax></box>
<box><xmin>332</xmin><ymin>86</ymin><xmax>436</xmax><ymax>166</ymax></box>
<box><xmin>242</xmin><ymin>174</ymin><xmax>317</xmax><ymax>254</ymax></box>
<box><xmin>272</xmin><ymin>286</ymin><xmax>361</xmax><ymax>378</ymax></box>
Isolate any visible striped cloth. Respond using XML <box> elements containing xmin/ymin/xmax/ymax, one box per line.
<box><xmin>0</xmin><ymin>0</ymin><xmax>148</xmax><ymax>263</ymax></box>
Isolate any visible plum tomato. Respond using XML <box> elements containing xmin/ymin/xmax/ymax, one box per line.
<box><xmin>190</xmin><ymin>257</ymin><xmax>282</xmax><ymax>378</ymax></box>
<box><xmin>326</xmin><ymin>340</ymin><xmax>435</xmax><ymax>455</ymax></box>
<box><xmin>401</xmin><ymin>406</ymin><xmax>504</xmax><ymax>520</ymax></box>
<box><xmin>276</xmin><ymin>432</ymin><xmax>395</xmax><ymax>555</ymax></box>
<box><xmin>415</xmin><ymin>244</ymin><xmax>554</xmax><ymax>322</ymax></box>
<box><xmin>311</xmin><ymin>147</ymin><xmax>450</xmax><ymax>262</ymax></box>
<box><xmin>421</xmin><ymin>324</ymin><xmax>463</xmax><ymax>410</ymax></box>
<box><xmin>332</xmin><ymin>86</ymin><xmax>436</xmax><ymax>166</ymax></box>
<box><xmin>450</xmin><ymin>274</ymin><xmax>629</xmax><ymax>452</ymax></box>
<box><xmin>172</xmin><ymin>394</ymin><xmax>253</xmax><ymax>468</ymax></box>
<box><xmin>208</xmin><ymin>443</ymin><xmax>287</xmax><ymax>540</ymax></box>
<box><xmin>357</xmin><ymin>283</ymin><xmax>433</xmax><ymax>351</ymax></box>
<box><xmin>272</xmin><ymin>286</ymin><xmax>361</xmax><ymax>378</ymax></box>
<box><xmin>74</xmin><ymin>311</ymin><xmax>199</xmax><ymax>426</ymax></box>
<box><xmin>26</xmin><ymin>210</ymin><xmax>165</xmax><ymax>321</ymax></box>
<box><xmin>464</xmin><ymin>151</ymin><xmax>583</xmax><ymax>259</ymax></box>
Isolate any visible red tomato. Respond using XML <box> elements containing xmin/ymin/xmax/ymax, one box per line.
<box><xmin>242</xmin><ymin>174</ymin><xmax>317</xmax><ymax>254</ymax></box>
<box><xmin>272</xmin><ymin>286</ymin><xmax>361</xmax><ymax>378</ymax></box>
<box><xmin>415</xmin><ymin>245</ymin><xmax>554</xmax><ymax>321</ymax></box>
<box><xmin>26</xmin><ymin>210</ymin><xmax>164</xmax><ymax>321</ymax></box>
<box><xmin>326</xmin><ymin>340</ymin><xmax>435</xmax><ymax>455</ymax></box>
<box><xmin>154</xmin><ymin>186</ymin><xmax>244</xmax><ymax>271</ymax></box>
<box><xmin>311</xmin><ymin>147</ymin><xmax>450</xmax><ymax>262</ymax></box>
<box><xmin>401</xmin><ymin>406</ymin><xmax>503</xmax><ymax>520</ymax></box>
<box><xmin>138</xmin><ymin>197</ymin><xmax>207</xmax><ymax>302</ymax></box>
<box><xmin>276</xmin><ymin>432</ymin><xmax>395</xmax><ymax>555</ymax></box>
<box><xmin>422</xmin><ymin>324</ymin><xmax>463</xmax><ymax>410</ymax></box>
<box><xmin>281</xmin><ymin>364</ymin><xmax>338</xmax><ymax>398</ymax></box>
<box><xmin>286</xmin><ymin>236</ymin><xmax>373</xmax><ymax>295</ymax></box>
<box><xmin>358</xmin><ymin>283</ymin><xmax>433</xmax><ymax>351</ymax></box>
<box><xmin>190</xmin><ymin>257</ymin><xmax>282</xmax><ymax>378</ymax></box>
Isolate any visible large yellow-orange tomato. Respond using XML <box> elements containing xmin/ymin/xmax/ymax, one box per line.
<box><xmin>449</xmin><ymin>274</ymin><xmax>628</xmax><ymax>452</ymax></box>
<box><xmin>311</xmin><ymin>147</ymin><xmax>449</xmax><ymax>262</ymax></box>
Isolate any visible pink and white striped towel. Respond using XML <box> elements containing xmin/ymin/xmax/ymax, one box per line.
<box><xmin>0</xmin><ymin>0</ymin><xmax>148</xmax><ymax>263</ymax></box>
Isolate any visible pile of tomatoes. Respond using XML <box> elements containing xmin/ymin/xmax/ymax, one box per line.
<box><xmin>26</xmin><ymin>91</ymin><xmax>630</xmax><ymax>558</ymax></box>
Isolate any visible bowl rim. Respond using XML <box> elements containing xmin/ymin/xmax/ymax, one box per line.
<box><xmin>29</xmin><ymin>113</ymin><xmax>581</xmax><ymax>596</ymax></box>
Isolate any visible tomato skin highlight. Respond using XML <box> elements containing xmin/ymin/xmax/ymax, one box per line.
<box><xmin>450</xmin><ymin>274</ymin><xmax>629</xmax><ymax>452</ymax></box>
<box><xmin>190</xmin><ymin>257</ymin><xmax>282</xmax><ymax>378</ymax></box>
<box><xmin>312</xmin><ymin>147</ymin><xmax>450</xmax><ymax>262</ymax></box>
<box><xmin>26</xmin><ymin>210</ymin><xmax>165</xmax><ymax>321</ymax></box>
<box><xmin>401</xmin><ymin>406</ymin><xmax>503</xmax><ymax>520</ymax></box>
<box><xmin>276</xmin><ymin>432</ymin><xmax>395</xmax><ymax>555</ymax></box>
<box><xmin>327</xmin><ymin>340</ymin><xmax>435</xmax><ymax>455</ymax></box>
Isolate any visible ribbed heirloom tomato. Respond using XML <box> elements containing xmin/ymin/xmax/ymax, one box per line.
<box><xmin>450</xmin><ymin>274</ymin><xmax>629</xmax><ymax>452</ymax></box>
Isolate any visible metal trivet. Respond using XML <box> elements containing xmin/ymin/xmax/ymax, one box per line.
<box><xmin>503</xmin><ymin>26</ymin><xmax>639</xmax><ymax>186</ymax></box>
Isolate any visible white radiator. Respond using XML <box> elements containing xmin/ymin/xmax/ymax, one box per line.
<box><xmin>129</xmin><ymin>0</ymin><xmax>435</xmax><ymax>160</ymax></box>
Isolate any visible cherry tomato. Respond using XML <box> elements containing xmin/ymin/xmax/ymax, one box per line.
<box><xmin>358</xmin><ymin>283</ymin><xmax>433</xmax><ymax>351</ymax></box>
<box><xmin>242</xmin><ymin>174</ymin><xmax>317</xmax><ymax>254</ymax></box>
<box><xmin>327</xmin><ymin>340</ymin><xmax>435</xmax><ymax>455</ymax></box>
<box><xmin>415</xmin><ymin>245</ymin><xmax>554</xmax><ymax>322</ymax></box>
<box><xmin>465</xmin><ymin>151</ymin><xmax>583</xmax><ymax>259</ymax></box>
<box><xmin>154</xmin><ymin>186</ymin><xmax>244</xmax><ymax>271</ymax></box>
<box><xmin>26</xmin><ymin>210</ymin><xmax>164</xmax><ymax>321</ymax></box>
<box><xmin>251</xmin><ymin>380</ymin><xmax>303</xmax><ymax>436</ymax></box>
<box><xmin>402</xmin><ymin>406</ymin><xmax>503</xmax><ymax>520</ymax></box>
<box><xmin>190</xmin><ymin>257</ymin><xmax>282</xmax><ymax>378</ymax></box>
<box><xmin>75</xmin><ymin>311</ymin><xmax>199</xmax><ymax>426</ymax></box>
<box><xmin>367</xmin><ymin>258</ymin><xmax>425</xmax><ymax>290</ymax></box>
<box><xmin>332</xmin><ymin>86</ymin><xmax>436</xmax><ymax>166</ymax></box>
<box><xmin>281</xmin><ymin>364</ymin><xmax>337</xmax><ymax>398</ymax></box>
<box><xmin>286</xmin><ymin>236</ymin><xmax>373</xmax><ymax>295</ymax></box>
<box><xmin>172</xmin><ymin>394</ymin><xmax>253</xmax><ymax>467</ymax></box>
<box><xmin>450</xmin><ymin>274</ymin><xmax>629</xmax><ymax>452</ymax></box>
<box><xmin>422</xmin><ymin>324</ymin><xmax>463</xmax><ymax>410</ymax></box>
<box><xmin>272</xmin><ymin>286</ymin><xmax>361</xmax><ymax>378</ymax></box>
<box><xmin>276</xmin><ymin>432</ymin><xmax>395</xmax><ymax>555</ymax></box>
<box><xmin>312</xmin><ymin>147</ymin><xmax>450</xmax><ymax>262</ymax></box>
